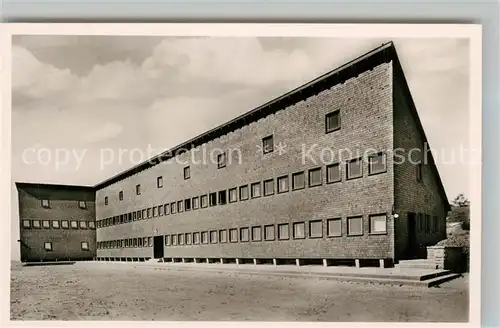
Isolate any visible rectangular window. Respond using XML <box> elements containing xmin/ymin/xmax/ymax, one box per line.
<box><xmin>240</xmin><ymin>227</ymin><xmax>250</xmax><ymax>242</ymax></box>
<box><xmin>228</xmin><ymin>188</ymin><xmax>237</xmax><ymax>203</ymax></box>
<box><xmin>347</xmin><ymin>158</ymin><xmax>363</xmax><ymax>180</ymax></box>
<box><xmin>125</xmin><ymin>239</ymin><xmax>129</xmax><ymax>248</ymax></box>
<box><xmin>178</xmin><ymin>233</ymin><xmax>184</xmax><ymax>245</ymax></box>
<box><xmin>119</xmin><ymin>191</ymin><xmax>123</xmax><ymax>201</ymax></box>
<box><xmin>104</xmin><ymin>197</ymin><xmax>108</xmax><ymax>206</ymax></box>
<box><xmin>327</xmin><ymin>218</ymin><xmax>342</xmax><ymax>237</ymax></box>
<box><xmin>278</xmin><ymin>223</ymin><xmax>289</xmax><ymax>240</ymax></box>
<box><xmin>252</xmin><ymin>226</ymin><xmax>262</xmax><ymax>241</ymax></box>
<box><xmin>185</xmin><ymin>199</ymin><xmax>191</xmax><ymax>211</ymax></box>
<box><xmin>209</xmin><ymin>193</ymin><xmax>217</xmax><ymax>206</ymax></box>
<box><xmin>369</xmin><ymin>152</ymin><xmax>387</xmax><ymax>175</ymax></box>
<box><xmin>177</xmin><ymin>201</ymin><xmax>184</xmax><ymax>213</ymax></box>
<box><xmin>78</xmin><ymin>201</ymin><xmax>86</xmax><ymax>209</ymax></box>
<box><xmin>193</xmin><ymin>232</ymin><xmax>200</xmax><ymax>244</ymax></box>
<box><xmin>210</xmin><ymin>230</ymin><xmax>218</xmax><ymax>243</ymax></box>
<box><xmin>201</xmin><ymin>231</ymin><xmax>209</xmax><ymax>244</ymax></box>
<box><xmin>277</xmin><ymin>175</ymin><xmax>289</xmax><ymax>193</ymax></box>
<box><xmin>124</xmin><ymin>214</ymin><xmax>129</xmax><ymax>223</ymax></box>
<box><xmin>147</xmin><ymin>208</ymin><xmax>152</xmax><ymax>218</ymax></box>
<box><xmin>172</xmin><ymin>235</ymin><xmax>177</xmax><ymax>246</ymax></box>
<box><xmin>229</xmin><ymin>228</ymin><xmax>238</xmax><ymax>243</ymax></box>
<box><xmin>42</xmin><ymin>220</ymin><xmax>50</xmax><ymax>229</ymax></box>
<box><xmin>433</xmin><ymin>216</ymin><xmax>439</xmax><ymax>233</ymax></box>
<box><xmin>200</xmin><ymin>195</ymin><xmax>208</xmax><ymax>208</ymax></box>
<box><xmin>219</xmin><ymin>229</ymin><xmax>228</xmax><ymax>243</ymax></box>
<box><xmin>70</xmin><ymin>220</ymin><xmax>78</xmax><ymax>229</ymax></box>
<box><xmin>263</xmin><ymin>179</ymin><xmax>274</xmax><ymax>196</ymax></box>
<box><xmin>170</xmin><ymin>202</ymin><xmax>176</xmax><ymax>214</ymax></box>
<box><xmin>217</xmin><ymin>152</ymin><xmax>226</xmax><ymax>169</ymax></box>
<box><xmin>136</xmin><ymin>184</ymin><xmax>141</xmax><ymax>195</ymax></box>
<box><xmin>185</xmin><ymin>232</ymin><xmax>192</xmax><ymax>245</ymax></box>
<box><xmin>81</xmin><ymin>242</ymin><xmax>89</xmax><ymax>251</ymax></box>
<box><xmin>41</xmin><ymin>199</ymin><xmax>50</xmax><ymax>208</ymax></box>
<box><xmin>79</xmin><ymin>221</ymin><xmax>87</xmax><ymax>229</ymax></box>
<box><xmin>309</xmin><ymin>220</ymin><xmax>323</xmax><ymax>238</ymax></box>
<box><xmin>293</xmin><ymin>222</ymin><xmax>306</xmax><ymax>239</ymax></box>
<box><xmin>153</xmin><ymin>206</ymin><xmax>158</xmax><ymax>217</ymax></box>
<box><xmin>325</xmin><ymin>110</ymin><xmax>341</xmax><ymax>133</ymax></box>
<box><xmin>292</xmin><ymin>171</ymin><xmax>305</xmax><ymax>190</ymax></box>
<box><xmin>158</xmin><ymin>205</ymin><xmax>164</xmax><ymax>216</ymax></box>
<box><xmin>164</xmin><ymin>203</ymin><xmax>170</xmax><ymax>215</ymax></box>
<box><xmin>425</xmin><ymin>214</ymin><xmax>431</xmax><ymax>233</ymax></box>
<box><xmin>192</xmin><ymin>197</ymin><xmax>200</xmax><ymax>209</ymax></box>
<box><xmin>264</xmin><ymin>225</ymin><xmax>275</xmax><ymax>241</ymax></box>
<box><xmin>184</xmin><ymin>166</ymin><xmax>190</xmax><ymax>180</ymax></box>
<box><xmin>416</xmin><ymin>164</ymin><xmax>423</xmax><ymax>182</ymax></box>
<box><xmin>52</xmin><ymin>220</ymin><xmax>60</xmax><ymax>229</ymax></box>
<box><xmin>369</xmin><ymin>214</ymin><xmax>387</xmax><ymax>234</ymax></box>
<box><xmin>61</xmin><ymin>220</ymin><xmax>69</xmax><ymax>229</ymax></box>
<box><xmin>326</xmin><ymin>163</ymin><xmax>341</xmax><ymax>183</ymax></box>
<box><xmin>417</xmin><ymin>213</ymin><xmax>425</xmax><ymax>231</ymax></box>
<box><xmin>239</xmin><ymin>185</ymin><xmax>249</xmax><ymax>201</ymax></box>
<box><xmin>262</xmin><ymin>135</ymin><xmax>274</xmax><ymax>154</ymax></box>
<box><xmin>133</xmin><ymin>238</ymin><xmax>138</xmax><ymax>247</ymax></box>
<box><xmin>157</xmin><ymin>176</ymin><xmax>163</xmax><ymax>188</ymax></box>
<box><xmin>347</xmin><ymin>216</ymin><xmax>363</xmax><ymax>236</ymax></box>
<box><xmin>88</xmin><ymin>221</ymin><xmax>95</xmax><ymax>229</ymax></box>
<box><xmin>218</xmin><ymin>190</ymin><xmax>227</xmax><ymax>205</ymax></box>
<box><xmin>251</xmin><ymin>182</ymin><xmax>261</xmax><ymax>198</ymax></box>
<box><xmin>308</xmin><ymin>167</ymin><xmax>322</xmax><ymax>187</ymax></box>
<box><xmin>44</xmin><ymin>242</ymin><xmax>52</xmax><ymax>251</ymax></box>
<box><xmin>165</xmin><ymin>235</ymin><xmax>170</xmax><ymax>246</ymax></box>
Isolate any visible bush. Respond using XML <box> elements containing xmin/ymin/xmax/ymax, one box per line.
<box><xmin>436</xmin><ymin>229</ymin><xmax>470</xmax><ymax>272</ymax></box>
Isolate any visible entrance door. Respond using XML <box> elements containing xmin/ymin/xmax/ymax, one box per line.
<box><xmin>153</xmin><ymin>236</ymin><xmax>164</xmax><ymax>259</ymax></box>
<box><xmin>407</xmin><ymin>212</ymin><xmax>418</xmax><ymax>259</ymax></box>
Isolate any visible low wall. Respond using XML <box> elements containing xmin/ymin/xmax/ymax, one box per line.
<box><xmin>427</xmin><ymin>246</ymin><xmax>467</xmax><ymax>273</ymax></box>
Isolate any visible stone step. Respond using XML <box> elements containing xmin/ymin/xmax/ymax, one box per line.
<box><xmin>396</xmin><ymin>260</ymin><xmax>439</xmax><ymax>270</ymax></box>
<box><xmin>424</xmin><ymin>273</ymin><xmax>462</xmax><ymax>287</ymax></box>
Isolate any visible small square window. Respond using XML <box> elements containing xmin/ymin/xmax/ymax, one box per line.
<box><xmin>263</xmin><ymin>179</ymin><xmax>274</xmax><ymax>196</ymax></box>
<box><xmin>159</xmin><ymin>205</ymin><xmax>164</xmax><ymax>216</ymax></box>
<box><xmin>185</xmin><ymin>232</ymin><xmax>192</xmax><ymax>245</ymax></box>
<box><xmin>416</xmin><ymin>164</ymin><xmax>423</xmax><ymax>182</ymax></box>
<box><xmin>239</xmin><ymin>185</ymin><xmax>249</xmax><ymax>201</ymax></box>
<box><xmin>88</xmin><ymin>221</ymin><xmax>95</xmax><ymax>229</ymax></box>
<box><xmin>44</xmin><ymin>242</ymin><xmax>52</xmax><ymax>251</ymax></box>
<box><xmin>293</xmin><ymin>222</ymin><xmax>306</xmax><ymax>239</ymax></box>
<box><xmin>42</xmin><ymin>220</ymin><xmax>50</xmax><ymax>229</ymax></box>
<box><xmin>170</xmin><ymin>202</ymin><xmax>176</xmax><ymax>214</ymax></box>
<box><xmin>201</xmin><ymin>231</ymin><xmax>209</xmax><ymax>244</ymax></box>
<box><xmin>164</xmin><ymin>203</ymin><xmax>170</xmax><ymax>215</ymax></box>
<box><xmin>172</xmin><ymin>234</ymin><xmax>178</xmax><ymax>246</ymax></box>
<box><xmin>277</xmin><ymin>175</ymin><xmax>289</xmax><ymax>193</ymax></box>
<box><xmin>347</xmin><ymin>216</ymin><xmax>363</xmax><ymax>236</ymax></box>
<box><xmin>369</xmin><ymin>214</ymin><xmax>387</xmax><ymax>234</ymax></box>
<box><xmin>22</xmin><ymin>220</ymin><xmax>31</xmax><ymax>228</ymax></box>
<box><xmin>119</xmin><ymin>191</ymin><xmax>124</xmax><ymax>201</ymax></box>
<box><xmin>308</xmin><ymin>167</ymin><xmax>322</xmax><ymax>187</ymax></box>
<box><xmin>210</xmin><ymin>230</ymin><xmax>218</xmax><ymax>243</ymax></box>
<box><xmin>70</xmin><ymin>220</ymin><xmax>78</xmax><ymax>229</ymax></box>
<box><xmin>278</xmin><ymin>223</ymin><xmax>289</xmax><ymax>240</ymax></box>
<box><xmin>184</xmin><ymin>166</ymin><xmax>191</xmax><ymax>180</ymax></box>
<box><xmin>61</xmin><ymin>220</ymin><xmax>69</xmax><ymax>229</ymax></box>
<box><xmin>165</xmin><ymin>235</ymin><xmax>171</xmax><ymax>246</ymax></box>
<box><xmin>78</xmin><ymin>201</ymin><xmax>86</xmax><ymax>209</ymax></box>
<box><xmin>228</xmin><ymin>188</ymin><xmax>237</xmax><ymax>203</ymax></box>
<box><xmin>219</xmin><ymin>229</ymin><xmax>228</xmax><ymax>243</ymax></box>
<box><xmin>240</xmin><ymin>227</ymin><xmax>250</xmax><ymax>242</ymax></box>
<box><xmin>309</xmin><ymin>220</ymin><xmax>323</xmax><ymax>238</ymax></box>
<box><xmin>369</xmin><ymin>152</ymin><xmax>387</xmax><ymax>175</ymax></box>
<box><xmin>325</xmin><ymin>110</ymin><xmax>341</xmax><ymax>133</ymax></box>
<box><xmin>264</xmin><ymin>225</ymin><xmax>275</xmax><ymax>241</ymax></box>
<box><xmin>327</xmin><ymin>218</ymin><xmax>342</xmax><ymax>237</ymax></box>
<box><xmin>157</xmin><ymin>176</ymin><xmax>163</xmax><ymax>188</ymax></box>
<box><xmin>229</xmin><ymin>228</ymin><xmax>238</xmax><ymax>242</ymax></box>
<box><xmin>79</xmin><ymin>221</ymin><xmax>87</xmax><ymax>229</ymax></box>
<box><xmin>262</xmin><ymin>135</ymin><xmax>274</xmax><ymax>154</ymax></box>
<box><xmin>104</xmin><ymin>197</ymin><xmax>108</xmax><ymax>206</ymax></box>
<box><xmin>200</xmin><ymin>195</ymin><xmax>208</xmax><ymax>208</ymax></box>
<box><xmin>136</xmin><ymin>184</ymin><xmax>141</xmax><ymax>195</ymax></box>
<box><xmin>178</xmin><ymin>234</ymin><xmax>184</xmax><ymax>245</ymax></box>
<box><xmin>41</xmin><ymin>199</ymin><xmax>50</xmax><ymax>208</ymax></box>
<box><xmin>209</xmin><ymin>193</ymin><xmax>217</xmax><ymax>206</ymax></box>
<box><xmin>251</xmin><ymin>182</ymin><xmax>261</xmax><ymax>198</ymax></box>
<box><xmin>326</xmin><ymin>163</ymin><xmax>341</xmax><ymax>183</ymax></box>
<box><xmin>252</xmin><ymin>226</ymin><xmax>262</xmax><ymax>241</ymax></box>
<box><xmin>153</xmin><ymin>206</ymin><xmax>158</xmax><ymax>217</ymax></box>
<box><xmin>193</xmin><ymin>232</ymin><xmax>200</xmax><ymax>244</ymax></box>
<box><xmin>146</xmin><ymin>208</ymin><xmax>151</xmax><ymax>218</ymax></box>
<box><xmin>192</xmin><ymin>197</ymin><xmax>200</xmax><ymax>209</ymax></box>
<box><xmin>81</xmin><ymin>242</ymin><xmax>89</xmax><ymax>251</ymax></box>
<box><xmin>347</xmin><ymin>158</ymin><xmax>363</xmax><ymax>180</ymax></box>
<box><xmin>217</xmin><ymin>153</ymin><xmax>226</xmax><ymax>169</ymax></box>
<box><xmin>292</xmin><ymin>171</ymin><xmax>305</xmax><ymax>190</ymax></box>
<box><xmin>182</xmin><ymin>199</ymin><xmax>190</xmax><ymax>211</ymax></box>
<box><xmin>218</xmin><ymin>190</ymin><xmax>227</xmax><ymax>205</ymax></box>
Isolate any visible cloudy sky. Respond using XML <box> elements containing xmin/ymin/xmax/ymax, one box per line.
<box><xmin>10</xmin><ymin>36</ymin><xmax>471</xmax><ymax>259</ymax></box>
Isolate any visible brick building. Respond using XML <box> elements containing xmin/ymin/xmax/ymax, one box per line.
<box><xmin>16</xmin><ymin>41</ymin><xmax>449</xmax><ymax>266</ymax></box>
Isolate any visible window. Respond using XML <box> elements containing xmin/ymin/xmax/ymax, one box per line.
<box><xmin>219</xmin><ymin>229</ymin><xmax>228</xmax><ymax>243</ymax></box>
<box><xmin>278</xmin><ymin>223</ymin><xmax>289</xmax><ymax>240</ymax></box>
<box><xmin>44</xmin><ymin>242</ymin><xmax>52</xmax><ymax>251</ymax></box>
<box><xmin>228</xmin><ymin>188</ymin><xmax>237</xmax><ymax>203</ymax></box>
<box><xmin>264</xmin><ymin>225</ymin><xmax>275</xmax><ymax>241</ymax></box>
<box><xmin>164</xmin><ymin>203</ymin><xmax>170</xmax><ymax>215</ymax></box>
<box><xmin>240</xmin><ymin>227</ymin><xmax>250</xmax><ymax>242</ymax></box>
<box><xmin>70</xmin><ymin>220</ymin><xmax>78</xmax><ymax>229</ymax></box>
<box><xmin>292</xmin><ymin>171</ymin><xmax>305</xmax><ymax>190</ymax></box>
<box><xmin>136</xmin><ymin>211</ymin><xmax>141</xmax><ymax>220</ymax></box>
<box><xmin>263</xmin><ymin>179</ymin><xmax>274</xmax><ymax>196</ymax></box>
<box><xmin>417</xmin><ymin>213</ymin><xmax>425</xmax><ymax>231</ymax></box>
<box><xmin>293</xmin><ymin>222</ymin><xmax>306</xmax><ymax>239</ymax></box>
<box><xmin>239</xmin><ymin>185</ymin><xmax>249</xmax><ymax>201</ymax></box>
<box><xmin>184</xmin><ymin>199</ymin><xmax>191</xmax><ymax>211</ymax></box>
<box><xmin>416</xmin><ymin>164</ymin><xmax>423</xmax><ymax>182</ymax></box>
<box><xmin>201</xmin><ymin>231</ymin><xmax>209</xmax><ymax>244</ymax></box>
<box><xmin>125</xmin><ymin>239</ymin><xmax>129</xmax><ymax>248</ymax></box>
<box><xmin>88</xmin><ymin>221</ymin><xmax>95</xmax><ymax>229</ymax></box>
<box><xmin>119</xmin><ymin>191</ymin><xmax>124</xmax><ymax>201</ymax></box>
<box><xmin>309</xmin><ymin>220</ymin><xmax>323</xmax><ymax>238</ymax></box>
<box><xmin>210</xmin><ymin>230</ymin><xmax>218</xmax><ymax>243</ymax></box>
<box><xmin>138</xmin><ymin>237</ymin><xmax>143</xmax><ymax>247</ymax></box>
<box><xmin>347</xmin><ymin>158</ymin><xmax>363</xmax><ymax>180</ymax></box>
<box><xmin>105</xmin><ymin>197</ymin><xmax>108</xmax><ymax>206</ymax></box>
<box><xmin>159</xmin><ymin>205</ymin><xmax>164</xmax><ymax>216</ymax></box>
<box><xmin>262</xmin><ymin>135</ymin><xmax>274</xmax><ymax>154</ymax></box>
<box><xmin>42</xmin><ymin>220</ymin><xmax>50</xmax><ymax>228</ymax></box>
<box><xmin>145</xmin><ymin>208</ymin><xmax>150</xmax><ymax>218</ymax></box>
<box><xmin>165</xmin><ymin>235</ymin><xmax>170</xmax><ymax>246</ymax></box>
<box><xmin>229</xmin><ymin>229</ymin><xmax>238</xmax><ymax>242</ymax></box>
<box><xmin>78</xmin><ymin>201</ymin><xmax>86</xmax><ymax>209</ymax></box>
<box><xmin>124</xmin><ymin>214</ymin><xmax>129</xmax><ymax>223</ymax></box>
<box><xmin>425</xmin><ymin>214</ymin><xmax>431</xmax><ymax>233</ymax></box>
<box><xmin>184</xmin><ymin>166</ymin><xmax>190</xmax><ymax>180</ymax></box>
<box><xmin>218</xmin><ymin>190</ymin><xmax>227</xmax><ymax>205</ymax></box>
<box><xmin>277</xmin><ymin>175</ymin><xmax>289</xmax><ymax>193</ymax></box>
<box><xmin>153</xmin><ymin>206</ymin><xmax>158</xmax><ymax>217</ymax></box>
<box><xmin>325</xmin><ymin>110</ymin><xmax>341</xmax><ymax>133</ymax></box>
<box><xmin>177</xmin><ymin>201</ymin><xmax>184</xmax><ymax>213</ymax></box>
<box><xmin>136</xmin><ymin>184</ymin><xmax>141</xmax><ymax>195</ymax></box>
<box><xmin>192</xmin><ymin>197</ymin><xmax>200</xmax><ymax>209</ymax></box>
<box><xmin>178</xmin><ymin>233</ymin><xmax>184</xmax><ymax>245</ymax></box>
<box><xmin>369</xmin><ymin>214</ymin><xmax>387</xmax><ymax>234</ymax></box>
<box><xmin>369</xmin><ymin>152</ymin><xmax>387</xmax><ymax>175</ymax></box>
<box><xmin>217</xmin><ymin>152</ymin><xmax>226</xmax><ymax>169</ymax></box>
<box><xmin>251</xmin><ymin>182</ymin><xmax>261</xmax><ymax>198</ymax></box>
<box><xmin>79</xmin><ymin>221</ymin><xmax>87</xmax><ymax>229</ymax></box>
<box><xmin>326</xmin><ymin>163</ymin><xmax>341</xmax><ymax>183</ymax></box>
<box><xmin>81</xmin><ymin>242</ymin><xmax>89</xmax><ymax>251</ymax></box>
<box><xmin>170</xmin><ymin>202</ymin><xmax>176</xmax><ymax>214</ymax></box>
<box><xmin>22</xmin><ymin>220</ymin><xmax>30</xmax><ymax>228</ymax></box>
<box><xmin>133</xmin><ymin>238</ymin><xmax>138</xmax><ymax>247</ymax></box>
<box><xmin>193</xmin><ymin>232</ymin><xmax>200</xmax><ymax>244</ymax></box>
<box><xmin>347</xmin><ymin>216</ymin><xmax>363</xmax><ymax>236</ymax></box>
<box><xmin>172</xmin><ymin>234</ymin><xmax>177</xmax><ymax>246</ymax></box>
<box><xmin>308</xmin><ymin>167</ymin><xmax>322</xmax><ymax>187</ymax></box>
<box><xmin>433</xmin><ymin>216</ymin><xmax>439</xmax><ymax>233</ymax></box>
<box><xmin>61</xmin><ymin>220</ymin><xmax>69</xmax><ymax>229</ymax></box>
<box><xmin>209</xmin><ymin>193</ymin><xmax>217</xmax><ymax>206</ymax></box>
<box><xmin>200</xmin><ymin>195</ymin><xmax>208</xmax><ymax>208</ymax></box>
<box><xmin>327</xmin><ymin>218</ymin><xmax>342</xmax><ymax>237</ymax></box>
<box><xmin>157</xmin><ymin>176</ymin><xmax>163</xmax><ymax>188</ymax></box>
<box><xmin>185</xmin><ymin>232</ymin><xmax>192</xmax><ymax>245</ymax></box>
<box><xmin>252</xmin><ymin>226</ymin><xmax>262</xmax><ymax>241</ymax></box>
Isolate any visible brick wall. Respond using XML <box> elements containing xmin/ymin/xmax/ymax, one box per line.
<box><xmin>96</xmin><ymin>62</ymin><xmax>395</xmax><ymax>261</ymax></box>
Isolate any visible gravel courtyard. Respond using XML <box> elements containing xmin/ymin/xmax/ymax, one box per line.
<box><xmin>10</xmin><ymin>261</ymin><xmax>469</xmax><ymax>322</ymax></box>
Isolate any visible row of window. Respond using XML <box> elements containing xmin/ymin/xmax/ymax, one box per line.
<box><xmin>103</xmin><ymin>110</ymin><xmax>342</xmax><ymax>205</ymax></box>
<box><xmin>416</xmin><ymin>213</ymin><xmax>440</xmax><ymax>233</ymax></box>
<box><xmin>97</xmin><ymin>159</ymin><xmax>387</xmax><ymax>228</ymax></box>
<box><xmin>22</xmin><ymin>219</ymin><xmax>96</xmax><ymax>230</ymax></box>
<box><xmin>97</xmin><ymin>214</ymin><xmax>388</xmax><ymax>250</ymax></box>
<box><xmin>40</xmin><ymin>200</ymin><xmax>88</xmax><ymax>209</ymax></box>
<box><xmin>43</xmin><ymin>241</ymin><xmax>90</xmax><ymax>251</ymax></box>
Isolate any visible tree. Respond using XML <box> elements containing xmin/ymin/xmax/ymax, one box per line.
<box><xmin>452</xmin><ymin>193</ymin><xmax>470</xmax><ymax>207</ymax></box>
<box><xmin>448</xmin><ymin>193</ymin><xmax>470</xmax><ymax>230</ymax></box>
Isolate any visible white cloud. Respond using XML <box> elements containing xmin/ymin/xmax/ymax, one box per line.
<box><xmin>80</xmin><ymin>122</ymin><xmax>124</xmax><ymax>143</ymax></box>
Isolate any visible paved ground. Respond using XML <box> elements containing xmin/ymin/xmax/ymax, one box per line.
<box><xmin>10</xmin><ymin>261</ymin><xmax>469</xmax><ymax>321</ymax></box>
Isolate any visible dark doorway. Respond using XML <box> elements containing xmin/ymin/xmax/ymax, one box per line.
<box><xmin>153</xmin><ymin>236</ymin><xmax>164</xmax><ymax>259</ymax></box>
<box><xmin>407</xmin><ymin>212</ymin><xmax>418</xmax><ymax>259</ymax></box>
